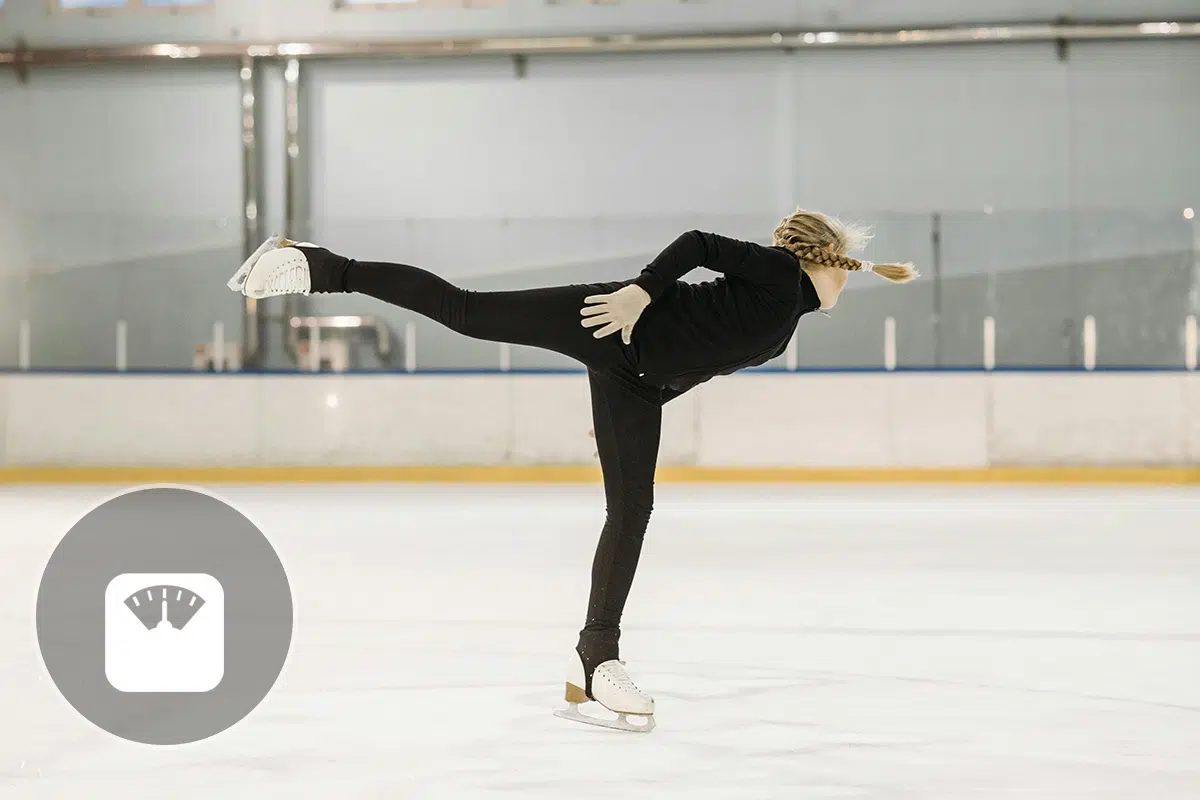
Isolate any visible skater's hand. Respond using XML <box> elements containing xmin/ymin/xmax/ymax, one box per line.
<box><xmin>580</xmin><ymin>285</ymin><xmax>651</xmax><ymax>345</ymax></box>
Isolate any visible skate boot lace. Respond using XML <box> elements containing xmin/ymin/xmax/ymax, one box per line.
<box><xmin>603</xmin><ymin>661</ymin><xmax>645</xmax><ymax>696</ymax></box>
<box><xmin>262</xmin><ymin>260</ymin><xmax>309</xmax><ymax>296</ymax></box>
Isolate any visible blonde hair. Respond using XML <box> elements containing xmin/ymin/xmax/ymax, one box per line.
<box><xmin>772</xmin><ymin>209</ymin><xmax>918</xmax><ymax>284</ymax></box>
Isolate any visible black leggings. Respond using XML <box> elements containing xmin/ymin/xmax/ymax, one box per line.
<box><xmin>323</xmin><ymin>254</ymin><xmax>664</xmax><ymax>675</ymax></box>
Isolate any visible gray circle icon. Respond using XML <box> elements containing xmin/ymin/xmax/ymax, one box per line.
<box><xmin>36</xmin><ymin>486</ymin><xmax>293</xmax><ymax>745</ymax></box>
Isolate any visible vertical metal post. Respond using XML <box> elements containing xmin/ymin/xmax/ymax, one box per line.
<box><xmin>404</xmin><ymin>322</ymin><xmax>417</xmax><ymax>373</ymax></box>
<box><xmin>283</xmin><ymin>57</ymin><xmax>304</xmax><ymax>364</ymax></box>
<box><xmin>1082</xmin><ymin>315</ymin><xmax>1096</xmax><ymax>371</ymax></box>
<box><xmin>18</xmin><ymin>320</ymin><xmax>30</xmax><ymax>371</ymax></box>
<box><xmin>930</xmin><ymin>212</ymin><xmax>943</xmax><ymax>367</ymax></box>
<box><xmin>884</xmin><ymin>317</ymin><xmax>897</xmax><ymax>371</ymax></box>
<box><xmin>1185</xmin><ymin>316</ymin><xmax>1197</xmax><ymax>372</ymax></box>
<box><xmin>309</xmin><ymin>321</ymin><xmax>321</xmax><ymax>372</ymax></box>
<box><xmin>1189</xmin><ymin>212</ymin><xmax>1200</xmax><ymax>366</ymax></box>
<box><xmin>240</xmin><ymin>55</ymin><xmax>265</xmax><ymax>369</ymax></box>
<box><xmin>213</xmin><ymin>321</ymin><xmax>225</xmax><ymax>372</ymax></box>
<box><xmin>116</xmin><ymin>321</ymin><xmax>128</xmax><ymax>372</ymax></box>
<box><xmin>785</xmin><ymin>330</ymin><xmax>798</xmax><ymax>372</ymax></box>
<box><xmin>983</xmin><ymin>316</ymin><xmax>996</xmax><ymax>371</ymax></box>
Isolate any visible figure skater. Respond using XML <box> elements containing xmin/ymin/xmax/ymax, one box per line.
<box><xmin>227</xmin><ymin>210</ymin><xmax>916</xmax><ymax>733</ymax></box>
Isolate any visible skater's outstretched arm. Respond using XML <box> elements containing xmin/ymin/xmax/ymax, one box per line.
<box><xmin>630</xmin><ymin>230</ymin><xmax>797</xmax><ymax>301</ymax></box>
<box><xmin>579</xmin><ymin>230</ymin><xmax>795</xmax><ymax>344</ymax></box>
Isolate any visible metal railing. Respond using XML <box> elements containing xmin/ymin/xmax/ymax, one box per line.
<box><xmin>4</xmin><ymin>21</ymin><xmax>1200</xmax><ymax>71</ymax></box>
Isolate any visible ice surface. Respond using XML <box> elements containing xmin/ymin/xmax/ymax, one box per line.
<box><xmin>1</xmin><ymin>484</ymin><xmax>1199</xmax><ymax>799</ymax></box>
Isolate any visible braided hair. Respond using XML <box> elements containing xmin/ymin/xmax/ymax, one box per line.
<box><xmin>773</xmin><ymin>210</ymin><xmax>918</xmax><ymax>284</ymax></box>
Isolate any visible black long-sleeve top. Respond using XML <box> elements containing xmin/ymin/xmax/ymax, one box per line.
<box><xmin>630</xmin><ymin>230</ymin><xmax>822</xmax><ymax>396</ymax></box>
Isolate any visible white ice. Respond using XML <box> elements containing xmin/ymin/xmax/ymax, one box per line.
<box><xmin>1</xmin><ymin>484</ymin><xmax>1199</xmax><ymax>799</ymax></box>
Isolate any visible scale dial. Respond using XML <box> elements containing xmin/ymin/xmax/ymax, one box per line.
<box><xmin>124</xmin><ymin>585</ymin><xmax>206</xmax><ymax>630</ymax></box>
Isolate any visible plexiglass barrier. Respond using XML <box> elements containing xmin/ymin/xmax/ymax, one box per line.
<box><xmin>1</xmin><ymin>209</ymin><xmax>1195</xmax><ymax>371</ymax></box>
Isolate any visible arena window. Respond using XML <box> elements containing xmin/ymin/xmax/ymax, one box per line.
<box><xmin>334</xmin><ymin>0</ymin><xmax>505</xmax><ymax>9</ymax></box>
<box><xmin>56</xmin><ymin>0</ymin><xmax>211</xmax><ymax>11</ymax></box>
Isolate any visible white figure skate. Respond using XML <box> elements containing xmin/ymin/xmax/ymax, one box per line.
<box><xmin>227</xmin><ymin>234</ymin><xmax>319</xmax><ymax>299</ymax></box>
<box><xmin>554</xmin><ymin>652</ymin><xmax>656</xmax><ymax>733</ymax></box>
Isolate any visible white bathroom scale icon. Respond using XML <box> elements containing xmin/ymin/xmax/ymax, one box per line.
<box><xmin>105</xmin><ymin>573</ymin><xmax>225</xmax><ymax>693</ymax></box>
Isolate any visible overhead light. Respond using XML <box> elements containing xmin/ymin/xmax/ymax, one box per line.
<box><xmin>1138</xmin><ymin>22</ymin><xmax>1182</xmax><ymax>35</ymax></box>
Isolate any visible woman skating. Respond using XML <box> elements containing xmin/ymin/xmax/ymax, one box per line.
<box><xmin>227</xmin><ymin>209</ymin><xmax>916</xmax><ymax>732</ymax></box>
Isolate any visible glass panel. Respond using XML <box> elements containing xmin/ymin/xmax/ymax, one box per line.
<box><xmin>56</xmin><ymin>0</ymin><xmax>212</xmax><ymax>9</ymax></box>
<box><xmin>1072</xmin><ymin>209</ymin><xmax>1193</xmax><ymax>368</ymax></box>
<box><xmin>792</xmin><ymin>213</ymin><xmax>935</xmax><ymax>369</ymax></box>
<box><xmin>0</xmin><ymin>213</ymin><xmax>242</xmax><ymax>371</ymax></box>
<box><xmin>2</xmin><ymin>210</ymin><xmax>1194</xmax><ymax>372</ymax></box>
<box><xmin>57</xmin><ymin>0</ymin><xmax>127</xmax><ymax>9</ymax></box>
<box><xmin>337</xmin><ymin>0</ymin><xmax>503</xmax><ymax>7</ymax></box>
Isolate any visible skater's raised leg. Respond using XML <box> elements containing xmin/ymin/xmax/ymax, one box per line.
<box><xmin>229</xmin><ymin>238</ymin><xmax>634</xmax><ymax>370</ymax></box>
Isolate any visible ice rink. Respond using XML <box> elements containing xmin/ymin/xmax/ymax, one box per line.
<box><xmin>2</xmin><ymin>483</ymin><xmax>1199</xmax><ymax>799</ymax></box>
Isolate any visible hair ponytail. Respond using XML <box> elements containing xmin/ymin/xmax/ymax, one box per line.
<box><xmin>788</xmin><ymin>244</ymin><xmax>919</xmax><ymax>284</ymax></box>
<box><xmin>869</xmin><ymin>263</ymin><xmax>920</xmax><ymax>283</ymax></box>
<box><xmin>773</xmin><ymin>210</ymin><xmax>920</xmax><ymax>284</ymax></box>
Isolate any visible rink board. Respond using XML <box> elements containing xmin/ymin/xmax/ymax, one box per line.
<box><xmin>0</xmin><ymin>372</ymin><xmax>1198</xmax><ymax>483</ymax></box>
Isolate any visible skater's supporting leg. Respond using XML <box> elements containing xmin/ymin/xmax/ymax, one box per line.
<box><xmin>576</xmin><ymin>370</ymin><xmax>663</xmax><ymax>688</ymax></box>
<box><xmin>306</xmin><ymin>249</ymin><xmax>633</xmax><ymax>370</ymax></box>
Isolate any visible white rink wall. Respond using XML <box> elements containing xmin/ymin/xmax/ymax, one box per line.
<box><xmin>1</xmin><ymin>372</ymin><xmax>1198</xmax><ymax>468</ymax></box>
